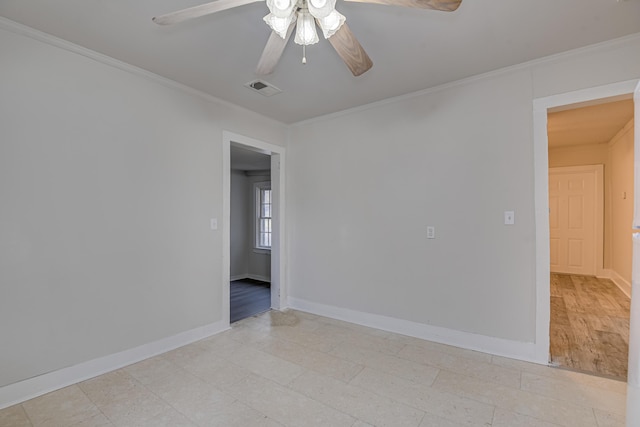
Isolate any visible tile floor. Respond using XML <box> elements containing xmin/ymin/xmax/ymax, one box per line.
<box><xmin>0</xmin><ymin>310</ymin><xmax>627</xmax><ymax>427</ymax></box>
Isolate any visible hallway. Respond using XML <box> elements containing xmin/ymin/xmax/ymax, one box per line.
<box><xmin>550</xmin><ymin>273</ymin><xmax>630</xmax><ymax>380</ymax></box>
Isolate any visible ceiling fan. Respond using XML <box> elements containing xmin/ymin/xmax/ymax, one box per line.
<box><xmin>153</xmin><ymin>0</ymin><xmax>462</xmax><ymax>77</ymax></box>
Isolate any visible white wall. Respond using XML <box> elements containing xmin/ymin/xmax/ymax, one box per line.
<box><xmin>287</xmin><ymin>34</ymin><xmax>640</xmax><ymax>355</ymax></box>
<box><xmin>230</xmin><ymin>170</ymin><xmax>250</xmax><ymax>278</ymax></box>
<box><xmin>0</xmin><ymin>25</ymin><xmax>286</xmax><ymax>389</ymax></box>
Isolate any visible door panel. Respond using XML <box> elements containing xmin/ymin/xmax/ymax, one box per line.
<box><xmin>549</xmin><ymin>167</ymin><xmax>599</xmax><ymax>275</ymax></box>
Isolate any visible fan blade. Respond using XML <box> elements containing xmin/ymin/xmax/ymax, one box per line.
<box><xmin>343</xmin><ymin>0</ymin><xmax>461</xmax><ymax>11</ymax></box>
<box><xmin>327</xmin><ymin>24</ymin><xmax>373</xmax><ymax>77</ymax></box>
<box><xmin>256</xmin><ymin>24</ymin><xmax>296</xmax><ymax>76</ymax></box>
<box><xmin>153</xmin><ymin>0</ymin><xmax>262</xmax><ymax>25</ymax></box>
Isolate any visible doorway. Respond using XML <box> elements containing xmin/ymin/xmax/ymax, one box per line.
<box><xmin>222</xmin><ymin>131</ymin><xmax>286</xmax><ymax>326</ymax></box>
<box><xmin>546</xmin><ymin>99</ymin><xmax>633</xmax><ymax>380</ymax></box>
<box><xmin>230</xmin><ymin>146</ymin><xmax>272</xmax><ymax>322</ymax></box>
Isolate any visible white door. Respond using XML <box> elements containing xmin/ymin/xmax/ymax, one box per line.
<box><xmin>549</xmin><ymin>165</ymin><xmax>603</xmax><ymax>275</ymax></box>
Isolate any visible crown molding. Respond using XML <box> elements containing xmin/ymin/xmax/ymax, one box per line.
<box><xmin>290</xmin><ymin>32</ymin><xmax>640</xmax><ymax>128</ymax></box>
<box><xmin>0</xmin><ymin>16</ymin><xmax>285</xmax><ymax>128</ymax></box>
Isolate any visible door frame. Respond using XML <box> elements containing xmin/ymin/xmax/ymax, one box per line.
<box><xmin>533</xmin><ymin>78</ymin><xmax>639</xmax><ymax>364</ymax></box>
<box><xmin>548</xmin><ymin>165</ymin><xmax>604</xmax><ymax>276</ymax></box>
<box><xmin>222</xmin><ymin>131</ymin><xmax>287</xmax><ymax>326</ymax></box>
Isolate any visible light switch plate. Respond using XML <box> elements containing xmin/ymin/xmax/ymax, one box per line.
<box><xmin>504</xmin><ymin>211</ymin><xmax>515</xmax><ymax>225</ymax></box>
<box><xmin>427</xmin><ymin>226</ymin><xmax>435</xmax><ymax>239</ymax></box>
<box><xmin>210</xmin><ymin>218</ymin><xmax>218</xmax><ymax>230</ymax></box>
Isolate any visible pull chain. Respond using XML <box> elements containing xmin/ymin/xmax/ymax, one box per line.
<box><xmin>302</xmin><ymin>44</ymin><xmax>307</xmax><ymax>64</ymax></box>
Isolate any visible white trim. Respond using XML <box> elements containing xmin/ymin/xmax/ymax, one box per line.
<box><xmin>0</xmin><ymin>17</ymin><xmax>283</xmax><ymax>129</ymax></box>
<box><xmin>600</xmin><ymin>269</ymin><xmax>633</xmax><ymax>298</ymax></box>
<box><xmin>247</xmin><ymin>274</ymin><xmax>271</xmax><ymax>283</ymax></box>
<box><xmin>548</xmin><ymin>165</ymin><xmax>604</xmax><ymax>276</ymax></box>
<box><xmin>254</xmin><ymin>181</ymin><xmax>272</xmax><ymax>251</ymax></box>
<box><xmin>291</xmin><ymin>33</ymin><xmax>640</xmax><ymax>127</ymax></box>
<box><xmin>533</xmin><ymin>79</ymin><xmax>640</xmax><ymax>369</ymax></box>
<box><xmin>223</xmin><ymin>131</ymin><xmax>286</xmax><ymax>315</ymax></box>
<box><xmin>0</xmin><ymin>320</ymin><xmax>227</xmax><ymax>410</ymax></box>
<box><xmin>608</xmin><ymin>118</ymin><xmax>634</xmax><ymax>149</ymax></box>
<box><xmin>289</xmin><ymin>298</ymin><xmax>543</xmax><ymax>364</ymax></box>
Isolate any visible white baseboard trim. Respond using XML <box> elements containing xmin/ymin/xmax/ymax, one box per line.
<box><xmin>0</xmin><ymin>320</ymin><xmax>228</xmax><ymax>410</ymax></box>
<box><xmin>599</xmin><ymin>269</ymin><xmax>631</xmax><ymax>298</ymax></box>
<box><xmin>230</xmin><ymin>274</ymin><xmax>271</xmax><ymax>283</ymax></box>
<box><xmin>288</xmin><ymin>297</ymin><xmax>546</xmax><ymax>365</ymax></box>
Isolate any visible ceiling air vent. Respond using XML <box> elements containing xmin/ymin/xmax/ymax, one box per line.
<box><xmin>245</xmin><ymin>80</ymin><xmax>282</xmax><ymax>97</ymax></box>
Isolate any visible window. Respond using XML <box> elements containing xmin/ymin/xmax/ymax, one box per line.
<box><xmin>255</xmin><ymin>182</ymin><xmax>272</xmax><ymax>250</ymax></box>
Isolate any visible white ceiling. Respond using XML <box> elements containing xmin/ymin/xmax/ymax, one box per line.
<box><xmin>548</xmin><ymin>98</ymin><xmax>634</xmax><ymax>148</ymax></box>
<box><xmin>2</xmin><ymin>0</ymin><xmax>640</xmax><ymax>124</ymax></box>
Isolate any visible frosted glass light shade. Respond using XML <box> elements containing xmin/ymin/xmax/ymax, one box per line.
<box><xmin>318</xmin><ymin>9</ymin><xmax>345</xmax><ymax>39</ymax></box>
<box><xmin>263</xmin><ymin>13</ymin><xmax>294</xmax><ymax>39</ymax></box>
<box><xmin>266</xmin><ymin>0</ymin><xmax>296</xmax><ymax>18</ymax></box>
<box><xmin>308</xmin><ymin>0</ymin><xmax>336</xmax><ymax>19</ymax></box>
<box><xmin>294</xmin><ymin>11</ymin><xmax>319</xmax><ymax>45</ymax></box>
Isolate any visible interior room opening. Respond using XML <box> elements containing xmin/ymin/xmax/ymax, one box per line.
<box><xmin>230</xmin><ymin>145</ymin><xmax>273</xmax><ymax>322</ymax></box>
<box><xmin>547</xmin><ymin>97</ymin><xmax>635</xmax><ymax>380</ymax></box>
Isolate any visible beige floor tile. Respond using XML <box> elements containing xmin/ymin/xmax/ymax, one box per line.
<box><xmin>260</xmin><ymin>338</ymin><xmax>364</xmax><ymax>383</ymax></box>
<box><xmin>195</xmin><ymin>333</ymin><xmax>247</xmax><ymax>359</ymax></box>
<box><xmin>183</xmin><ymin>358</ymin><xmax>253</xmax><ymax>390</ymax></box>
<box><xmin>220</xmin><ymin>343</ymin><xmax>305</xmax><ymax>386</ymax></box>
<box><xmin>227</xmin><ymin>374</ymin><xmax>355</xmax><ymax>427</ymax></box>
<box><xmin>491</xmin><ymin>408</ymin><xmax>562</xmax><ymax>427</ymax></box>
<box><xmin>0</xmin><ymin>404</ymin><xmax>32</xmax><ymax>427</ymax></box>
<box><xmin>141</xmin><ymin>368</ymin><xmax>211</xmax><ymax>402</ymax></box>
<box><xmin>93</xmin><ymin>388</ymin><xmax>171</xmax><ymax>426</ymax></box>
<box><xmin>350</xmin><ymin>367</ymin><xmax>495</xmax><ymax>426</ymax></box>
<box><xmin>432</xmin><ymin>370</ymin><xmax>599</xmax><ymax>427</ymax></box>
<box><xmin>398</xmin><ymin>344</ymin><xmax>521</xmax><ymax>388</ymax></box>
<box><xmin>350</xmin><ymin>421</ymin><xmax>375</xmax><ymax>427</ymax></box>
<box><xmin>22</xmin><ymin>385</ymin><xmax>103</xmax><ymax>427</ymax></box>
<box><xmin>78</xmin><ymin>370</ymin><xmax>143</xmax><ymax>407</ymax></box>
<box><xmin>239</xmin><ymin>310</ymin><xmax>323</xmax><ymax>334</ymax></box>
<box><xmin>313</xmin><ymin>323</ymin><xmax>406</xmax><ymax>355</ymax></box>
<box><xmin>418</xmin><ymin>412</ymin><xmax>474</xmax><ymax>427</ymax></box>
<box><xmin>123</xmin><ymin>355</ymin><xmax>182</xmax><ymax>386</ymax></box>
<box><xmin>593</xmin><ymin>408</ymin><xmax>626</xmax><ymax>427</ymax></box>
<box><xmin>491</xmin><ymin>356</ymin><xmax>627</xmax><ymax>395</ymax></box>
<box><xmin>520</xmin><ymin>372</ymin><xmax>626</xmax><ymax>415</ymax></box>
<box><xmin>269</xmin><ymin>326</ymin><xmax>345</xmax><ymax>353</ymax></box>
<box><xmin>329</xmin><ymin>341</ymin><xmax>439</xmax><ymax>385</ymax></box>
<box><xmin>190</xmin><ymin>400</ymin><xmax>284</xmax><ymax>427</ymax></box>
<box><xmin>133</xmin><ymin>407</ymin><xmax>196</xmax><ymax>426</ymax></box>
<box><xmin>68</xmin><ymin>413</ymin><xmax>113</xmax><ymax>427</ymax></box>
<box><xmin>398</xmin><ymin>337</ymin><xmax>493</xmax><ymax>364</ymax></box>
<box><xmin>289</xmin><ymin>370</ymin><xmax>425</xmax><ymax>427</ymax></box>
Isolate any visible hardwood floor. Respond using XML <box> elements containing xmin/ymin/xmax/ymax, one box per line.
<box><xmin>230</xmin><ymin>278</ymin><xmax>271</xmax><ymax>323</ymax></box>
<box><xmin>550</xmin><ymin>273</ymin><xmax>630</xmax><ymax>381</ymax></box>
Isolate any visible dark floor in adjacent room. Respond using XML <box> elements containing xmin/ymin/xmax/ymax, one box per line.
<box><xmin>230</xmin><ymin>278</ymin><xmax>271</xmax><ymax>323</ymax></box>
<box><xmin>550</xmin><ymin>273</ymin><xmax>630</xmax><ymax>381</ymax></box>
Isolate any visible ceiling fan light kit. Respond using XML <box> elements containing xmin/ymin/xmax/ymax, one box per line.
<box><xmin>153</xmin><ymin>0</ymin><xmax>462</xmax><ymax>76</ymax></box>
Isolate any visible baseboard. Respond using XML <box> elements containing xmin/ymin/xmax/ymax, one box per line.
<box><xmin>247</xmin><ymin>274</ymin><xmax>270</xmax><ymax>283</ymax></box>
<box><xmin>230</xmin><ymin>274</ymin><xmax>271</xmax><ymax>283</ymax></box>
<box><xmin>599</xmin><ymin>269</ymin><xmax>631</xmax><ymax>298</ymax></box>
<box><xmin>0</xmin><ymin>320</ymin><xmax>228</xmax><ymax>410</ymax></box>
<box><xmin>288</xmin><ymin>297</ymin><xmax>545</xmax><ymax>365</ymax></box>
